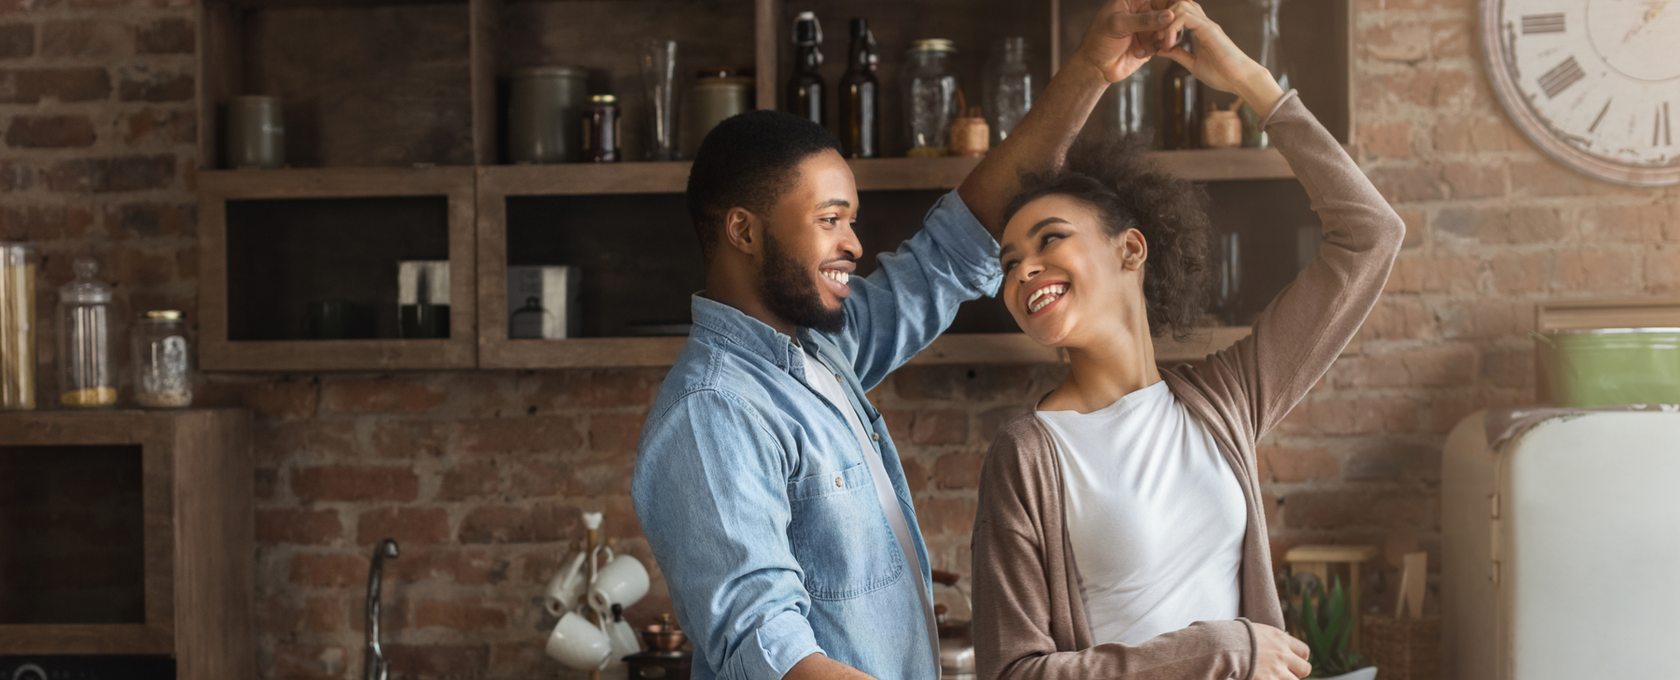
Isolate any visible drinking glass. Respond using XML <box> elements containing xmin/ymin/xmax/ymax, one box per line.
<box><xmin>639</xmin><ymin>39</ymin><xmax>680</xmax><ymax>161</ymax></box>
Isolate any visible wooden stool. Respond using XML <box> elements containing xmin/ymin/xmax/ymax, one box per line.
<box><xmin>1285</xmin><ymin>544</ymin><xmax>1378</xmax><ymax>652</ymax></box>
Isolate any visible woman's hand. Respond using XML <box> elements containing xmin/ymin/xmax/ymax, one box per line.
<box><xmin>1152</xmin><ymin>0</ymin><xmax>1286</xmax><ymax>114</ymax></box>
<box><xmin>1253</xmin><ymin>624</ymin><xmax>1312</xmax><ymax>680</ymax></box>
<box><xmin>1072</xmin><ymin>0</ymin><xmax>1177</xmax><ymax>83</ymax></box>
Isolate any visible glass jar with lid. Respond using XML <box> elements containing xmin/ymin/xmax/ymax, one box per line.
<box><xmin>902</xmin><ymin>39</ymin><xmax>960</xmax><ymax>157</ymax></box>
<box><xmin>983</xmin><ymin>37</ymin><xmax>1035</xmax><ymax>145</ymax></box>
<box><xmin>133</xmin><ymin>310</ymin><xmax>193</xmax><ymax>409</ymax></box>
<box><xmin>58</xmin><ymin>257</ymin><xmax>115</xmax><ymax>408</ymax></box>
<box><xmin>0</xmin><ymin>242</ymin><xmax>37</xmax><ymax>410</ymax></box>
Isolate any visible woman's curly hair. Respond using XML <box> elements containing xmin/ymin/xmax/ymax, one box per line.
<box><xmin>1002</xmin><ymin>130</ymin><xmax>1214</xmax><ymax>341</ymax></box>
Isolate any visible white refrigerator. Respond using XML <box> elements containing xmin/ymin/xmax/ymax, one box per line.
<box><xmin>1442</xmin><ymin>409</ymin><xmax>1680</xmax><ymax>680</ymax></box>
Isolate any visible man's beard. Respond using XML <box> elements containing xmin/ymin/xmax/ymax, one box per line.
<box><xmin>759</xmin><ymin>227</ymin><xmax>847</xmax><ymax>334</ymax></box>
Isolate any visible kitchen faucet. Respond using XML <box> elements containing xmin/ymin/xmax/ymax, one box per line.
<box><xmin>365</xmin><ymin>538</ymin><xmax>399</xmax><ymax>680</ymax></box>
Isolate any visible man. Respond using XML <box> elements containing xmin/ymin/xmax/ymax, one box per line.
<box><xmin>632</xmin><ymin>3</ymin><xmax>1176</xmax><ymax>679</ymax></box>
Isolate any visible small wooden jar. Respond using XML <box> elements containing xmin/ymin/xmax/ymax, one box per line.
<box><xmin>1203</xmin><ymin>108</ymin><xmax>1243</xmax><ymax>149</ymax></box>
<box><xmin>949</xmin><ymin>109</ymin><xmax>989</xmax><ymax>157</ymax></box>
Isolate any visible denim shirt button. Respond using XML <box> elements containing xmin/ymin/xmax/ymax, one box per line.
<box><xmin>871</xmin><ymin>432</ymin><xmax>880</xmax><ymax>441</ymax></box>
<box><xmin>834</xmin><ymin>476</ymin><xmax>844</xmax><ymax>488</ymax></box>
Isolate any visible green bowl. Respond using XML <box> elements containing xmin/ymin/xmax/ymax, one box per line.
<box><xmin>1535</xmin><ymin>328</ymin><xmax>1680</xmax><ymax>407</ymax></box>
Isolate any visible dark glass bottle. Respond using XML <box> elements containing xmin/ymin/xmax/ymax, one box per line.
<box><xmin>838</xmin><ymin>17</ymin><xmax>879</xmax><ymax>158</ymax></box>
<box><xmin>1161</xmin><ymin>34</ymin><xmax>1200</xmax><ymax>150</ymax></box>
<box><xmin>786</xmin><ymin>12</ymin><xmax>826</xmax><ymax>127</ymax></box>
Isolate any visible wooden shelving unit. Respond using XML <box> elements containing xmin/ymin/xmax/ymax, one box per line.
<box><xmin>195</xmin><ymin>0</ymin><xmax>1355</xmax><ymax>371</ymax></box>
<box><xmin>197</xmin><ymin>167</ymin><xmax>478</xmax><ymax>371</ymax></box>
<box><xmin>0</xmin><ymin>410</ymin><xmax>254</xmax><ymax>680</ymax></box>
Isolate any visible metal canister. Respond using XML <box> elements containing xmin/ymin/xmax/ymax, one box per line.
<box><xmin>508</xmin><ymin>66</ymin><xmax>589</xmax><ymax>164</ymax></box>
<box><xmin>694</xmin><ymin>67</ymin><xmax>755</xmax><ymax>146</ymax></box>
<box><xmin>225</xmin><ymin>95</ymin><xmax>284</xmax><ymax>169</ymax></box>
<box><xmin>583</xmin><ymin>94</ymin><xmax>621</xmax><ymax>163</ymax></box>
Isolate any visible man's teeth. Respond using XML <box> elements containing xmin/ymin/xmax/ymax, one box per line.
<box><xmin>1028</xmin><ymin>283</ymin><xmax>1069</xmax><ymax>313</ymax></box>
<box><xmin>822</xmin><ymin>270</ymin><xmax>850</xmax><ymax>284</ymax></box>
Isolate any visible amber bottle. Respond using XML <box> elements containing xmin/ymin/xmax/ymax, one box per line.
<box><xmin>786</xmin><ymin>12</ymin><xmax>826</xmax><ymax>128</ymax></box>
<box><xmin>838</xmin><ymin>18</ymin><xmax>879</xmax><ymax>158</ymax></box>
<box><xmin>1161</xmin><ymin>33</ymin><xmax>1200</xmax><ymax>150</ymax></box>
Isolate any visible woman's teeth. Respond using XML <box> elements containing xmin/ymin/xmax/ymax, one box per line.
<box><xmin>822</xmin><ymin>270</ymin><xmax>850</xmax><ymax>284</ymax></box>
<box><xmin>1028</xmin><ymin>283</ymin><xmax>1068</xmax><ymax>313</ymax></box>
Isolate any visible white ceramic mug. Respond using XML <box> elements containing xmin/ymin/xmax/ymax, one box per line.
<box><xmin>543</xmin><ymin>550</ymin><xmax>589</xmax><ymax>617</ymax></box>
<box><xmin>587</xmin><ymin>553</ymin><xmax>650</xmax><ymax>614</ymax></box>
<box><xmin>545</xmin><ymin>610</ymin><xmax>612</xmax><ymax>670</ymax></box>
<box><xmin>593</xmin><ymin>605</ymin><xmax>642</xmax><ymax>669</ymax></box>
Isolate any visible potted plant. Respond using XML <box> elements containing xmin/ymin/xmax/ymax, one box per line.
<box><xmin>1281</xmin><ymin>572</ymin><xmax>1378</xmax><ymax>680</ymax></box>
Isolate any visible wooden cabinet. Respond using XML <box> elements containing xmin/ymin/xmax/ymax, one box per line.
<box><xmin>0</xmin><ymin>409</ymin><xmax>254</xmax><ymax>680</ymax></box>
<box><xmin>195</xmin><ymin>0</ymin><xmax>1356</xmax><ymax>371</ymax></box>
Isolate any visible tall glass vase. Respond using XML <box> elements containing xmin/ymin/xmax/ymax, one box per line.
<box><xmin>1242</xmin><ymin>0</ymin><xmax>1290</xmax><ymax>148</ymax></box>
<box><xmin>639</xmin><ymin>39</ymin><xmax>680</xmax><ymax>161</ymax></box>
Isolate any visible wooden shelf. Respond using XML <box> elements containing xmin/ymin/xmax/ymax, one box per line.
<box><xmin>476</xmin><ymin>327</ymin><xmax>1358</xmax><ymax>369</ymax></box>
<box><xmin>476</xmin><ymin>148</ymin><xmax>1297</xmax><ymax>198</ymax></box>
<box><xmin>198</xmin><ymin>167</ymin><xmax>478</xmax><ymax>372</ymax></box>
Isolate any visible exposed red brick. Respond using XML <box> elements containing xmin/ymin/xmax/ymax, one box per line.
<box><xmin>255</xmin><ymin>509</ymin><xmax>343</xmax><ymax>545</ymax></box>
<box><xmin>459</xmin><ymin>415</ymin><xmax>583</xmax><ymax>455</ymax></box>
<box><xmin>291</xmin><ymin>466</ymin><xmax>420</xmax><ymax>504</ymax></box>
<box><xmin>1276</xmin><ymin>398</ymin><xmax>1418</xmax><ymax>437</ymax></box>
<box><xmin>0</xmin><ymin>24</ymin><xmax>32</xmax><ymax>60</ymax></box>
<box><xmin>117</xmin><ymin>69</ymin><xmax>192</xmax><ymax>102</ymax></box>
<box><xmin>1441</xmin><ymin>161</ymin><xmax>1504</xmax><ymax>199</ymax></box>
<box><xmin>1440</xmin><ymin>299</ymin><xmax>1532</xmax><ymax>339</ymax></box>
<box><xmin>1332</xmin><ymin>345</ymin><xmax>1478</xmax><ymax>389</ymax></box>
<box><xmin>588</xmin><ymin>412</ymin><xmax>647</xmax><ymax>454</ymax></box>
<box><xmin>1587</xmin><ymin>204</ymin><xmax>1672</xmax><ymax>242</ymax></box>
<box><xmin>893</xmin><ymin>366</ymin><xmax>958</xmax><ymax>400</ymax></box>
<box><xmin>439</xmin><ymin>460</ymin><xmax>503</xmax><ymax>500</ymax></box>
<box><xmin>385</xmin><ymin>547</ymin><xmax>511</xmax><ymax>586</ymax></box>
<box><xmin>900</xmin><ymin>456</ymin><xmax>930</xmax><ymax>493</ymax></box>
<box><xmin>5</xmin><ymin>114</ymin><xmax>94</xmax><ymax>148</ymax></box>
<box><xmin>565</xmin><ymin>453</ymin><xmax>633</xmax><ymax>497</ymax></box>
<box><xmin>0</xmin><ymin>204</ymin><xmax>95</xmax><ymax>241</ymax></box>
<box><xmin>1358</xmin><ymin>121</ymin><xmax>1412</xmax><ymax>159</ymax></box>
<box><xmin>103</xmin><ymin>202</ymin><xmax>194</xmax><ymax>238</ymax></box>
<box><xmin>384</xmin><ymin>644</ymin><xmax>491</xmax><ymax>677</ymax></box>
<box><xmin>1645</xmin><ymin>246</ymin><xmax>1680</xmax><ymax>292</ymax></box>
<box><xmin>1358</xmin><ymin>20</ymin><xmax>1428</xmax><ymax>62</ymax></box>
<box><xmin>370</xmin><ymin>419</ymin><xmax>450</xmax><ymax>458</ymax></box>
<box><xmin>519</xmin><ymin>369</ymin><xmax>659</xmax><ymax>410</ymax></box>
<box><xmin>0</xmin><ymin>67</ymin><xmax>110</xmax><ymax>104</ymax></box>
<box><xmin>933</xmin><ymin>452</ymin><xmax>985</xmax><ymax>488</ymax></box>
<box><xmin>135</xmin><ymin>17</ymin><xmax>193</xmax><ymax>54</ymax></box>
<box><xmin>1358</xmin><ymin>298</ymin><xmax>1437</xmax><ymax>341</ymax></box>
<box><xmin>1259</xmin><ymin>446</ymin><xmax>1338</xmax><ymax>482</ymax></box>
<box><xmin>1284</xmin><ymin>490</ymin><xmax>1428</xmax><ymax>529</ymax></box>
<box><xmin>268</xmin><ymin>642</ymin><xmax>348</xmax><ymax>680</ymax></box>
<box><xmin>123</xmin><ymin>108</ymin><xmax>196</xmax><ymax>145</ymax></box>
<box><xmin>913</xmin><ymin>497</ymin><xmax>977</xmax><ymax>536</ymax></box>
<box><xmin>241</xmin><ymin>379</ymin><xmax>320</xmax><ymax>419</ymax></box>
<box><xmin>1383</xmin><ymin>256</ymin><xmax>1480</xmax><ymax>294</ymax></box>
<box><xmin>289</xmin><ymin>553</ymin><xmax>365</xmax><ymax>587</ymax></box>
<box><xmin>457</xmin><ymin>505</ymin><xmax>567</xmax><ymax>544</ymax></box>
<box><xmin>43</xmin><ymin>155</ymin><xmax>176</xmax><ymax>192</ymax></box>
<box><xmin>1555</xmin><ymin>248</ymin><xmax>1639</xmax><ymax>292</ymax></box>
<box><xmin>320</xmin><ymin>377</ymin><xmax>446</xmax><ymax>413</ymax></box>
<box><xmin>414</xmin><ymin>600</ymin><xmax>509</xmax><ymax>631</ymax></box>
<box><xmin>1430</xmin><ymin>19</ymin><xmax>1470</xmax><ymax>58</ymax></box>
<box><xmin>1366</xmin><ymin>165</ymin><xmax>1442</xmax><ymax>203</ymax></box>
<box><xmin>910</xmin><ymin>410</ymin><xmax>967</xmax><ymax>445</ymax></box>
<box><xmin>357</xmin><ymin>507</ymin><xmax>450</xmax><ymax>546</ymax></box>
<box><xmin>1488</xmin><ymin>251</ymin><xmax>1549</xmax><ymax>294</ymax></box>
<box><xmin>39</xmin><ymin>19</ymin><xmax>130</xmax><ymax>57</ymax></box>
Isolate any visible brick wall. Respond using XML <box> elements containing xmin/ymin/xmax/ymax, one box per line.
<box><xmin>4</xmin><ymin>0</ymin><xmax>1679</xmax><ymax>677</ymax></box>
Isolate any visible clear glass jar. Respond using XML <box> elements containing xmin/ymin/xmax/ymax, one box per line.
<box><xmin>983</xmin><ymin>37</ymin><xmax>1034</xmax><ymax>145</ymax></box>
<box><xmin>133</xmin><ymin>310</ymin><xmax>192</xmax><ymax>409</ymax></box>
<box><xmin>902</xmin><ymin>39</ymin><xmax>960</xmax><ymax>157</ymax></box>
<box><xmin>1110</xmin><ymin>62</ymin><xmax>1152</xmax><ymax>137</ymax></box>
<box><xmin>58</xmin><ymin>257</ymin><xmax>115</xmax><ymax>408</ymax></box>
<box><xmin>1242</xmin><ymin>0</ymin><xmax>1291</xmax><ymax>148</ymax></box>
<box><xmin>0</xmin><ymin>242</ymin><xmax>37</xmax><ymax>410</ymax></box>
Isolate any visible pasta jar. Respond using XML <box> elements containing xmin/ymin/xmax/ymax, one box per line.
<box><xmin>582</xmin><ymin>94</ymin><xmax>622</xmax><ymax>163</ymax></box>
<box><xmin>902</xmin><ymin>39</ymin><xmax>960</xmax><ymax>157</ymax></box>
<box><xmin>133</xmin><ymin>310</ymin><xmax>193</xmax><ymax>409</ymax></box>
<box><xmin>0</xmin><ymin>242</ymin><xmax>37</xmax><ymax>410</ymax></box>
<box><xmin>58</xmin><ymin>257</ymin><xmax>115</xmax><ymax>408</ymax></box>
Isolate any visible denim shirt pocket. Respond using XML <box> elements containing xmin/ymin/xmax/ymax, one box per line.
<box><xmin>786</xmin><ymin>462</ymin><xmax>905</xmax><ymax>600</ymax></box>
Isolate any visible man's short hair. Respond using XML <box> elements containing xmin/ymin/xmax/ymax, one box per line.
<box><xmin>686</xmin><ymin>110</ymin><xmax>842</xmax><ymax>263</ymax></box>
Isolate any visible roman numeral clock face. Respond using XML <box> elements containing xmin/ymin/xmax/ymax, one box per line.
<box><xmin>1483</xmin><ymin>0</ymin><xmax>1680</xmax><ymax>185</ymax></box>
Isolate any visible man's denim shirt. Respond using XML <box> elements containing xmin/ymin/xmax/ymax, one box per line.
<box><xmin>632</xmin><ymin>190</ymin><xmax>1003</xmax><ymax>680</ymax></box>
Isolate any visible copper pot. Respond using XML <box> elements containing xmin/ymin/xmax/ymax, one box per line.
<box><xmin>641</xmin><ymin>613</ymin><xmax>688</xmax><ymax>652</ymax></box>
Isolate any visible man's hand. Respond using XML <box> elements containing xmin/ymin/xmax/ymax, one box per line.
<box><xmin>784</xmin><ymin>653</ymin><xmax>879</xmax><ymax>680</ymax></box>
<box><xmin>1151</xmin><ymin>0</ymin><xmax>1285</xmax><ymax>115</ymax></box>
<box><xmin>1253</xmin><ymin>624</ymin><xmax>1312</xmax><ymax>680</ymax></box>
<box><xmin>1071</xmin><ymin>0</ymin><xmax>1177</xmax><ymax>83</ymax></box>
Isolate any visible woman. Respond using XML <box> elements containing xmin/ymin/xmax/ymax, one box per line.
<box><xmin>969</xmin><ymin>3</ymin><xmax>1405</xmax><ymax>680</ymax></box>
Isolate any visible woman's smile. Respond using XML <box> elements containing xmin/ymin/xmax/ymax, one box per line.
<box><xmin>1026</xmin><ymin>280</ymin><xmax>1071</xmax><ymax>316</ymax></box>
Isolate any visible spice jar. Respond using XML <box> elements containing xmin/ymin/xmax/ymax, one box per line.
<box><xmin>948</xmin><ymin>101</ymin><xmax>989</xmax><ymax>157</ymax></box>
<box><xmin>57</xmin><ymin>257</ymin><xmax>115</xmax><ymax>409</ymax></box>
<box><xmin>508</xmin><ymin>66</ymin><xmax>589</xmax><ymax>164</ymax></box>
<box><xmin>694</xmin><ymin>67</ymin><xmax>755</xmax><ymax>146</ymax></box>
<box><xmin>1203</xmin><ymin>102</ymin><xmax>1243</xmax><ymax>149</ymax></box>
<box><xmin>133</xmin><ymin>310</ymin><xmax>192</xmax><ymax>409</ymax></box>
<box><xmin>583</xmin><ymin>94</ymin><xmax>622</xmax><ymax>163</ymax></box>
<box><xmin>0</xmin><ymin>242</ymin><xmax>36</xmax><ymax>410</ymax></box>
<box><xmin>226</xmin><ymin>95</ymin><xmax>285</xmax><ymax>169</ymax></box>
<box><xmin>903</xmin><ymin>39</ymin><xmax>960</xmax><ymax>157</ymax></box>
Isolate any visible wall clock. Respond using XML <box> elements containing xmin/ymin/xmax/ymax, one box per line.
<box><xmin>1481</xmin><ymin>0</ymin><xmax>1680</xmax><ymax>186</ymax></box>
